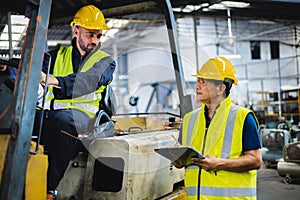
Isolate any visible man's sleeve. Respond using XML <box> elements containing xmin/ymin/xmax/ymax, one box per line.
<box><xmin>54</xmin><ymin>56</ymin><xmax>116</xmax><ymax>99</ymax></box>
<box><xmin>242</xmin><ymin>113</ymin><xmax>262</xmax><ymax>152</ymax></box>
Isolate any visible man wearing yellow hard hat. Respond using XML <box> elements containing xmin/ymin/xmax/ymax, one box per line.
<box><xmin>34</xmin><ymin>5</ymin><xmax>116</xmax><ymax>200</ymax></box>
<box><xmin>180</xmin><ymin>56</ymin><xmax>262</xmax><ymax>200</ymax></box>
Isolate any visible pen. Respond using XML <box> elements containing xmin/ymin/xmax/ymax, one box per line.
<box><xmin>171</xmin><ymin>134</ymin><xmax>180</xmax><ymax>146</ymax></box>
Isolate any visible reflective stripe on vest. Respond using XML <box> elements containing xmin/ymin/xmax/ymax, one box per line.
<box><xmin>44</xmin><ymin>46</ymin><xmax>109</xmax><ymax>118</ymax></box>
<box><xmin>186</xmin><ymin>186</ymin><xmax>256</xmax><ymax>197</ymax></box>
<box><xmin>185</xmin><ymin>165</ymin><xmax>200</xmax><ymax>197</ymax></box>
<box><xmin>222</xmin><ymin>104</ymin><xmax>239</xmax><ymax>158</ymax></box>
<box><xmin>186</xmin><ymin>108</ymin><xmax>201</xmax><ymax>145</ymax></box>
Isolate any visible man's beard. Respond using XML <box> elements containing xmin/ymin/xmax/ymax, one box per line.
<box><xmin>78</xmin><ymin>37</ymin><xmax>96</xmax><ymax>54</ymax></box>
<box><xmin>81</xmin><ymin>44</ymin><xmax>93</xmax><ymax>54</ymax></box>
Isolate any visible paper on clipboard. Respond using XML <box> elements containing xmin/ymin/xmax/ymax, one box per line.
<box><xmin>154</xmin><ymin>146</ymin><xmax>204</xmax><ymax>168</ymax></box>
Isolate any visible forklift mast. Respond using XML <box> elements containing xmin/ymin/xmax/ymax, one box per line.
<box><xmin>0</xmin><ymin>0</ymin><xmax>51</xmax><ymax>199</ymax></box>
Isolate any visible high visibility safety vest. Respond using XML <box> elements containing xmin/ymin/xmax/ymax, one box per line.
<box><xmin>181</xmin><ymin>96</ymin><xmax>259</xmax><ymax>200</ymax></box>
<box><xmin>43</xmin><ymin>46</ymin><xmax>109</xmax><ymax>118</ymax></box>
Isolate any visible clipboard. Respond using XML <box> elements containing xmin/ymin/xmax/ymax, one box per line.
<box><xmin>154</xmin><ymin>146</ymin><xmax>204</xmax><ymax>168</ymax></box>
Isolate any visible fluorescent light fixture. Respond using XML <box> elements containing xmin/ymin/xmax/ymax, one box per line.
<box><xmin>172</xmin><ymin>8</ymin><xmax>182</xmax><ymax>12</ymax></box>
<box><xmin>209</xmin><ymin>4</ymin><xmax>227</xmax><ymax>10</ymax></box>
<box><xmin>186</xmin><ymin>5</ymin><xmax>201</xmax><ymax>10</ymax></box>
<box><xmin>208</xmin><ymin>1</ymin><xmax>250</xmax><ymax>10</ymax></box>
<box><xmin>222</xmin><ymin>1</ymin><xmax>250</xmax><ymax>8</ymax></box>
<box><xmin>182</xmin><ymin>5</ymin><xmax>201</xmax><ymax>13</ymax></box>
<box><xmin>181</xmin><ymin>8</ymin><xmax>192</xmax><ymax>13</ymax></box>
<box><xmin>200</xmin><ymin>3</ymin><xmax>209</xmax><ymax>7</ymax></box>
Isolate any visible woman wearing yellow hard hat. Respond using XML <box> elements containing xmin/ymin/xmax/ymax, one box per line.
<box><xmin>180</xmin><ymin>56</ymin><xmax>262</xmax><ymax>200</ymax></box>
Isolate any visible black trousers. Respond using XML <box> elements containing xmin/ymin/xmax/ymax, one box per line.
<box><xmin>34</xmin><ymin>109</ymin><xmax>90</xmax><ymax>191</ymax></box>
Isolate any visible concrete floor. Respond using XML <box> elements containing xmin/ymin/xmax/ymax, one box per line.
<box><xmin>257</xmin><ymin>164</ymin><xmax>300</xmax><ymax>200</ymax></box>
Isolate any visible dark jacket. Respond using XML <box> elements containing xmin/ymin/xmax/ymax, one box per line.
<box><xmin>42</xmin><ymin>38</ymin><xmax>116</xmax><ymax>99</ymax></box>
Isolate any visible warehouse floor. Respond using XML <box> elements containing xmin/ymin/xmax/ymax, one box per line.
<box><xmin>257</xmin><ymin>164</ymin><xmax>300</xmax><ymax>200</ymax></box>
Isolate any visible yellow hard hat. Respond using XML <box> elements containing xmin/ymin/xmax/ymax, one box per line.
<box><xmin>70</xmin><ymin>5</ymin><xmax>110</xmax><ymax>30</ymax></box>
<box><xmin>193</xmin><ymin>56</ymin><xmax>238</xmax><ymax>85</ymax></box>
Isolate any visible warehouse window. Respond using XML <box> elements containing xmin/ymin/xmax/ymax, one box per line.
<box><xmin>250</xmin><ymin>41</ymin><xmax>261</xmax><ymax>59</ymax></box>
<box><xmin>270</xmin><ymin>41</ymin><xmax>280</xmax><ymax>59</ymax></box>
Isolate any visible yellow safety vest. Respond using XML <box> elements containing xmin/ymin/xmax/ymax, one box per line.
<box><xmin>181</xmin><ymin>96</ymin><xmax>258</xmax><ymax>200</ymax></box>
<box><xmin>43</xmin><ymin>46</ymin><xmax>109</xmax><ymax>118</ymax></box>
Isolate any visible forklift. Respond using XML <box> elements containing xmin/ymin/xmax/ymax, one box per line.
<box><xmin>0</xmin><ymin>0</ymin><xmax>194</xmax><ymax>199</ymax></box>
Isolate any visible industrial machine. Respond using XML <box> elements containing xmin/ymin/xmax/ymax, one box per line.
<box><xmin>60</xmin><ymin>118</ymin><xmax>185</xmax><ymax>199</ymax></box>
<box><xmin>260</xmin><ymin>128</ymin><xmax>292</xmax><ymax>168</ymax></box>
<box><xmin>277</xmin><ymin>141</ymin><xmax>300</xmax><ymax>184</ymax></box>
<box><xmin>261</xmin><ymin>123</ymin><xmax>300</xmax><ymax>184</ymax></box>
<box><xmin>0</xmin><ymin>0</ymin><xmax>193</xmax><ymax>199</ymax></box>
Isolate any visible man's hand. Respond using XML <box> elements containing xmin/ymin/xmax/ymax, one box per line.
<box><xmin>40</xmin><ymin>72</ymin><xmax>46</xmax><ymax>84</ymax></box>
<box><xmin>191</xmin><ymin>154</ymin><xmax>218</xmax><ymax>171</ymax></box>
<box><xmin>191</xmin><ymin>148</ymin><xmax>262</xmax><ymax>173</ymax></box>
<box><xmin>0</xmin><ymin>64</ymin><xmax>7</xmax><ymax>71</ymax></box>
<box><xmin>40</xmin><ymin>72</ymin><xmax>60</xmax><ymax>88</ymax></box>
